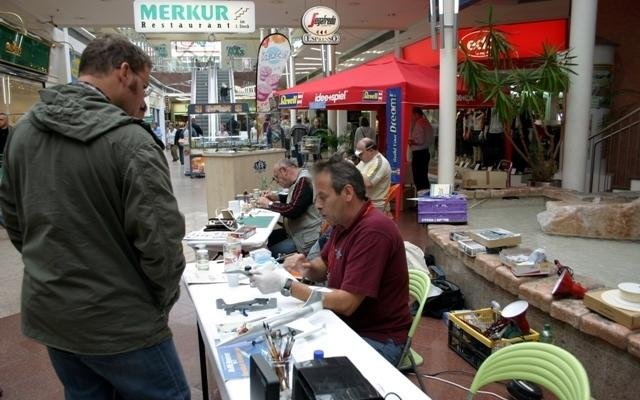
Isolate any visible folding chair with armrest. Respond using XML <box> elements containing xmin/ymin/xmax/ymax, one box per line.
<box><xmin>397</xmin><ymin>269</ymin><xmax>431</xmax><ymax>392</ymax></box>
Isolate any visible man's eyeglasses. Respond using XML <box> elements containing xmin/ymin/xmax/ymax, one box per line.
<box><xmin>133</xmin><ymin>70</ymin><xmax>152</xmax><ymax>96</ymax></box>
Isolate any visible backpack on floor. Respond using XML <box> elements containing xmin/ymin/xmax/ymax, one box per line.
<box><xmin>421</xmin><ymin>256</ymin><xmax>466</xmax><ymax>318</ymax></box>
<box><xmin>422</xmin><ymin>278</ymin><xmax>465</xmax><ymax>318</ymax></box>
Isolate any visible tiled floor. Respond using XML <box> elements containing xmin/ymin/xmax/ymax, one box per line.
<box><xmin>0</xmin><ymin>152</ymin><xmax>603</xmax><ymax>400</ymax></box>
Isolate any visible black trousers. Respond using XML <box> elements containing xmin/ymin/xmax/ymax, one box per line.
<box><xmin>412</xmin><ymin>149</ymin><xmax>430</xmax><ymax>191</ymax></box>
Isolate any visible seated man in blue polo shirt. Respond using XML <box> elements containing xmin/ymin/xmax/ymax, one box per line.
<box><xmin>251</xmin><ymin>159</ymin><xmax>411</xmax><ymax>365</ymax></box>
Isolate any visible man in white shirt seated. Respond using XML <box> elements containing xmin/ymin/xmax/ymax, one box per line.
<box><xmin>354</xmin><ymin>138</ymin><xmax>391</xmax><ymax>211</ymax></box>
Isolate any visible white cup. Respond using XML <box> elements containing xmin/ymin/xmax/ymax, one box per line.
<box><xmin>228</xmin><ymin>200</ymin><xmax>242</xmax><ymax>217</ymax></box>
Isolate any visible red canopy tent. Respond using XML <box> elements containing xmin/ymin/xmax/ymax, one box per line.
<box><xmin>277</xmin><ymin>56</ymin><xmax>482</xmax><ymax>219</ymax></box>
<box><xmin>277</xmin><ymin>55</ymin><xmax>479</xmax><ymax>110</ymax></box>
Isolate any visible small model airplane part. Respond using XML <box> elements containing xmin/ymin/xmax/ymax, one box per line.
<box><xmin>216</xmin><ymin>297</ymin><xmax>277</xmax><ymax>316</ymax></box>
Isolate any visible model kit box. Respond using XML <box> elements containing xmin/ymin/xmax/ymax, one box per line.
<box><xmin>229</xmin><ymin>225</ymin><xmax>257</xmax><ymax>240</ymax></box>
<box><xmin>458</xmin><ymin>239</ymin><xmax>487</xmax><ymax>257</ymax></box>
<box><xmin>417</xmin><ymin>194</ymin><xmax>468</xmax><ymax>224</ymax></box>
<box><xmin>462</xmin><ymin>169</ymin><xmax>508</xmax><ymax>189</ymax></box>
<box><xmin>499</xmin><ymin>248</ymin><xmax>552</xmax><ymax>277</ymax></box>
<box><xmin>468</xmin><ymin>228</ymin><xmax>521</xmax><ymax>248</ymax></box>
<box><xmin>583</xmin><ymin>290</ymin><xmax>640</xmax><ymax>329</ymax></box>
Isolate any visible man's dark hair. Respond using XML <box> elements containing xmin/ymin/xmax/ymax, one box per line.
<box><xmin>413</xmin><ymin>107</ymin><xmax>424</xmax><ymax>116</ymax></box>
<box><xmin>296</xmin><ymin>117</ymin><xmax>302</xmax><ymax>124</ymax></box>
<box><xmin>314</xmin><ymin>159</ymin><xmax>366</xmax><ymax>201</ymax></box>
<box><xmin>79</xmin><ymin>34</ymin><xmax>152</xmax><ymax>76</ymax></box>
<box><xmin>360</xmin><ymin>117</ymin><xmax>370</xmax><ymax>127</ymax></box>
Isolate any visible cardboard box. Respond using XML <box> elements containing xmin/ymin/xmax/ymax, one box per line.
<box><xmin>583</xmin><ymin>289</ymin><xmax>640</xmax><ymax>329</ymax></box>
<box><xmin>468</xmin><ymin>228</ymin><xmax>522</xmax><ymax>248</ymax></box>
<box><xmin>462</xmin><ymin>169</ymin><xmax>508</xmax><ymax>189</ymax></box>
<box><xmin>499</xmin><ymin>248</ymin><xmax>552</xmax><ymax>277</ymax></box>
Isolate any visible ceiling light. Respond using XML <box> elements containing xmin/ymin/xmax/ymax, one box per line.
<box><xmin>295</xmin><ymin>62</ymin><xmax>323</xmax><ymax>66</ymax></box>
<box><xmin>303</xmin><ymin>57</ymin><xmax>322</xmax><ymax>61</ymax></box>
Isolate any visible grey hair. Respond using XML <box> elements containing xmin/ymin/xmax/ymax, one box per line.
<box><xmin>276</xmin><ymin>158</ymin><xmax>298</xmax><ymax>169</ymax></box>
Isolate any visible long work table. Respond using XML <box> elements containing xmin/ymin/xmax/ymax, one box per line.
<box><xmin>182</xmin><ymin>263</ymin><xmax>430</xmax><ymax>400</ymax></box>
<box><xmin>184</xmin><ymin>209</ymin><xmax>280</xmax><ymax>254</ymax></box>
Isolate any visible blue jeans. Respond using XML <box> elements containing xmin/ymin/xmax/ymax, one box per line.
<box><xmin>47</xmin><ymin>339</ymin><xmax>190</xmax><ymax>400</ymax></box>
<box><xmin>267</xmin><ymin>228</ymin><xmax>298</xmax><ymax>258</ymax></box>
<box><xmin>363</xmin><ymin>337</ymin><xmax>405</xmax><ymax>366</ymax></box>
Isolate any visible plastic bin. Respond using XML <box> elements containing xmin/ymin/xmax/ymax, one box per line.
<box><xmin>417</xmin><ymin>195</ymin><xmax>467</xmax><ymax>224</ymax></box>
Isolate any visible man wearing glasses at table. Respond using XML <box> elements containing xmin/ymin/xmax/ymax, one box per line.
<box><xmin>257</xmin><ymin>158</ymin><xmax>322</xmax><ymax>258</ymax></box>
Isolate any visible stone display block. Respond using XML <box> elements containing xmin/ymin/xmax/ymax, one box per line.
<box><xmin>537</xmin><ymin>198</ymin><xmax>640</xmax><ymax>240</ymax></box>
<box><xmin>550</xmin><ymin>299</ymin><xmax>591</xmax><ymax>328</ymax></box>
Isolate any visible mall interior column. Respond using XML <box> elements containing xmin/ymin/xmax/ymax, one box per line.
<box><xmin>287</xmin><ymin>28</ymin><xmax>297</xmax><ymax>125</ymax></box>
<box><xmin>437</xmin><ymin>0</ymin><xmax>458</xmax><ymax>185</ymax></box>
<box><xmin>208</xmin><ymin>67</ymin><xmax>217</xmax><ymax>136</ymax></box>
<box><xmin>323</xmin><ymin>44</ymin><xmax>337</xmax><ymax>135</ymax></box>
<box><xmin>336</xmin><ymin>111</ymin><xmax>347</xmax><ymax>141</ymax></box>
<box><xmin>562</xmin><ymin>0</ymin><xmax>598</xmax><ymax>191</ymax></box>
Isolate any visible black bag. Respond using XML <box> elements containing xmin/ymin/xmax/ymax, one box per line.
<box><xmin>422</xmin><ymin>278</ymin><xmax>465</xmax><ymax>318</ymax></box>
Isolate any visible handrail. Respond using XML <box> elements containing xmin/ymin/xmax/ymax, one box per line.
<box><xmin>588</xmin><ymin>105</ymin><xmax>640</xmax><ymax>192</ymax></box>
<box><xmin>588</xmin><ymin>105</ymin><xmax>640</xmax><ymax>140</ymax></box>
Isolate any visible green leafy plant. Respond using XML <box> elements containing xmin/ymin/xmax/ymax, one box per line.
<box><xmin>458</xmin><ymin>8</ymin><xmax>575</xmax><ymax>181</ymax></box>
<box><xmin>314</xmin><ymin>128</ymin><xmax>339</xmax><ymax>153</ymax></box>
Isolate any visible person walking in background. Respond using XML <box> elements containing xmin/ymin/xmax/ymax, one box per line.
<box><xmin>353</xmin><ymin>116</ymin><xmax>375</xmax><ymax>149</ymax></box>
<box><xmin>290</xmin><ymin>117</ymin><xmax>309</xmax><ymax>167</ymax></box>
<box><xmin>0</xmin><ymin>34</ymin><xmax>190</xmax><ymax>399</ymax></box>
<box><xmin>166</xmin><ymin>122</ymin><xmax>179</xmax><ymax>161</ymax></box>
<box><xmin>263</xmin><ymin>114</ymin><xmax>273</xmax><ymax>147</ymax></box>
<box><xmin>174</xmin><ymin>122</ymin><xmax>186</xmax><ymax>166</ymax></box>
<box><xmin>409</xmin><ymin>107</ymin><xmax>434</xmax><ymax>191</ymax></box>
<box><xmin>0</xmin><ymin>112</ymin><xmax>13</xmax><ymax>165</ymax></box>
<box><xmin>190</xmin><ymin>117</ymin><xmax>203</xmax><ymax>137</ymax></box>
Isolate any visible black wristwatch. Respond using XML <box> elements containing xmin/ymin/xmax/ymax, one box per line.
<box><xmin>281</xmin><ymin>278</ymin><xmax>294</xmax><ymax>297</ymax></box>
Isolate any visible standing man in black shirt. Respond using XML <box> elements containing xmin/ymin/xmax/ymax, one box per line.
<box><xmin>190</xmin><ymin>117</ymin><xmax>203</xmax><ymax>137</ymax></box>
<box><xmin>0</xmin><ymin>112</ymin><xmax>13</xmax><ymax>159</ymax></box>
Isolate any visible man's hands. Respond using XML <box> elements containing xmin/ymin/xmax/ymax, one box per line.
<box><xmin>257</xmin><ymin>192</ymin><xmax>278</xmax><ymax>208</ymax></box>
<box><xmin>282</xmin><ymin>254</ymin><xmax>311</xmax><ymax>277</ymax></box>
<box><xmin>249</xmin><ymin>264</ymin><xmax>288</xmax><ymax>294</ymax></box>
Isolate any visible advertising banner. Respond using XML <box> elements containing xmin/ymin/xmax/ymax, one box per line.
<box><xmin>256</xmin><ymin>33</ymin><xmax>291</xmax><ymax>113</ymax></box>
<box><xmin>385</xmin><ymin>87</ymin><xmax>402</xmax><ymax>184</ymax></box>
<box><xmin>133</xmin><ymin>0</ymin><xmax>255</xmax><ymax>33</ymax></box>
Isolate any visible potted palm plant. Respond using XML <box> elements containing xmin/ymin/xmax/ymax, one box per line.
<box><xmin>458</xmin><ymin>9</ymin><xmax>575</xmax><ymax>184</ymax></box>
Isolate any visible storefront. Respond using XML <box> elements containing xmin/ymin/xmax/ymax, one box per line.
<box><xmin>0</xmin><ymin>23</ymin><xmax>50</xmax><ymax>124</ymax></box>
